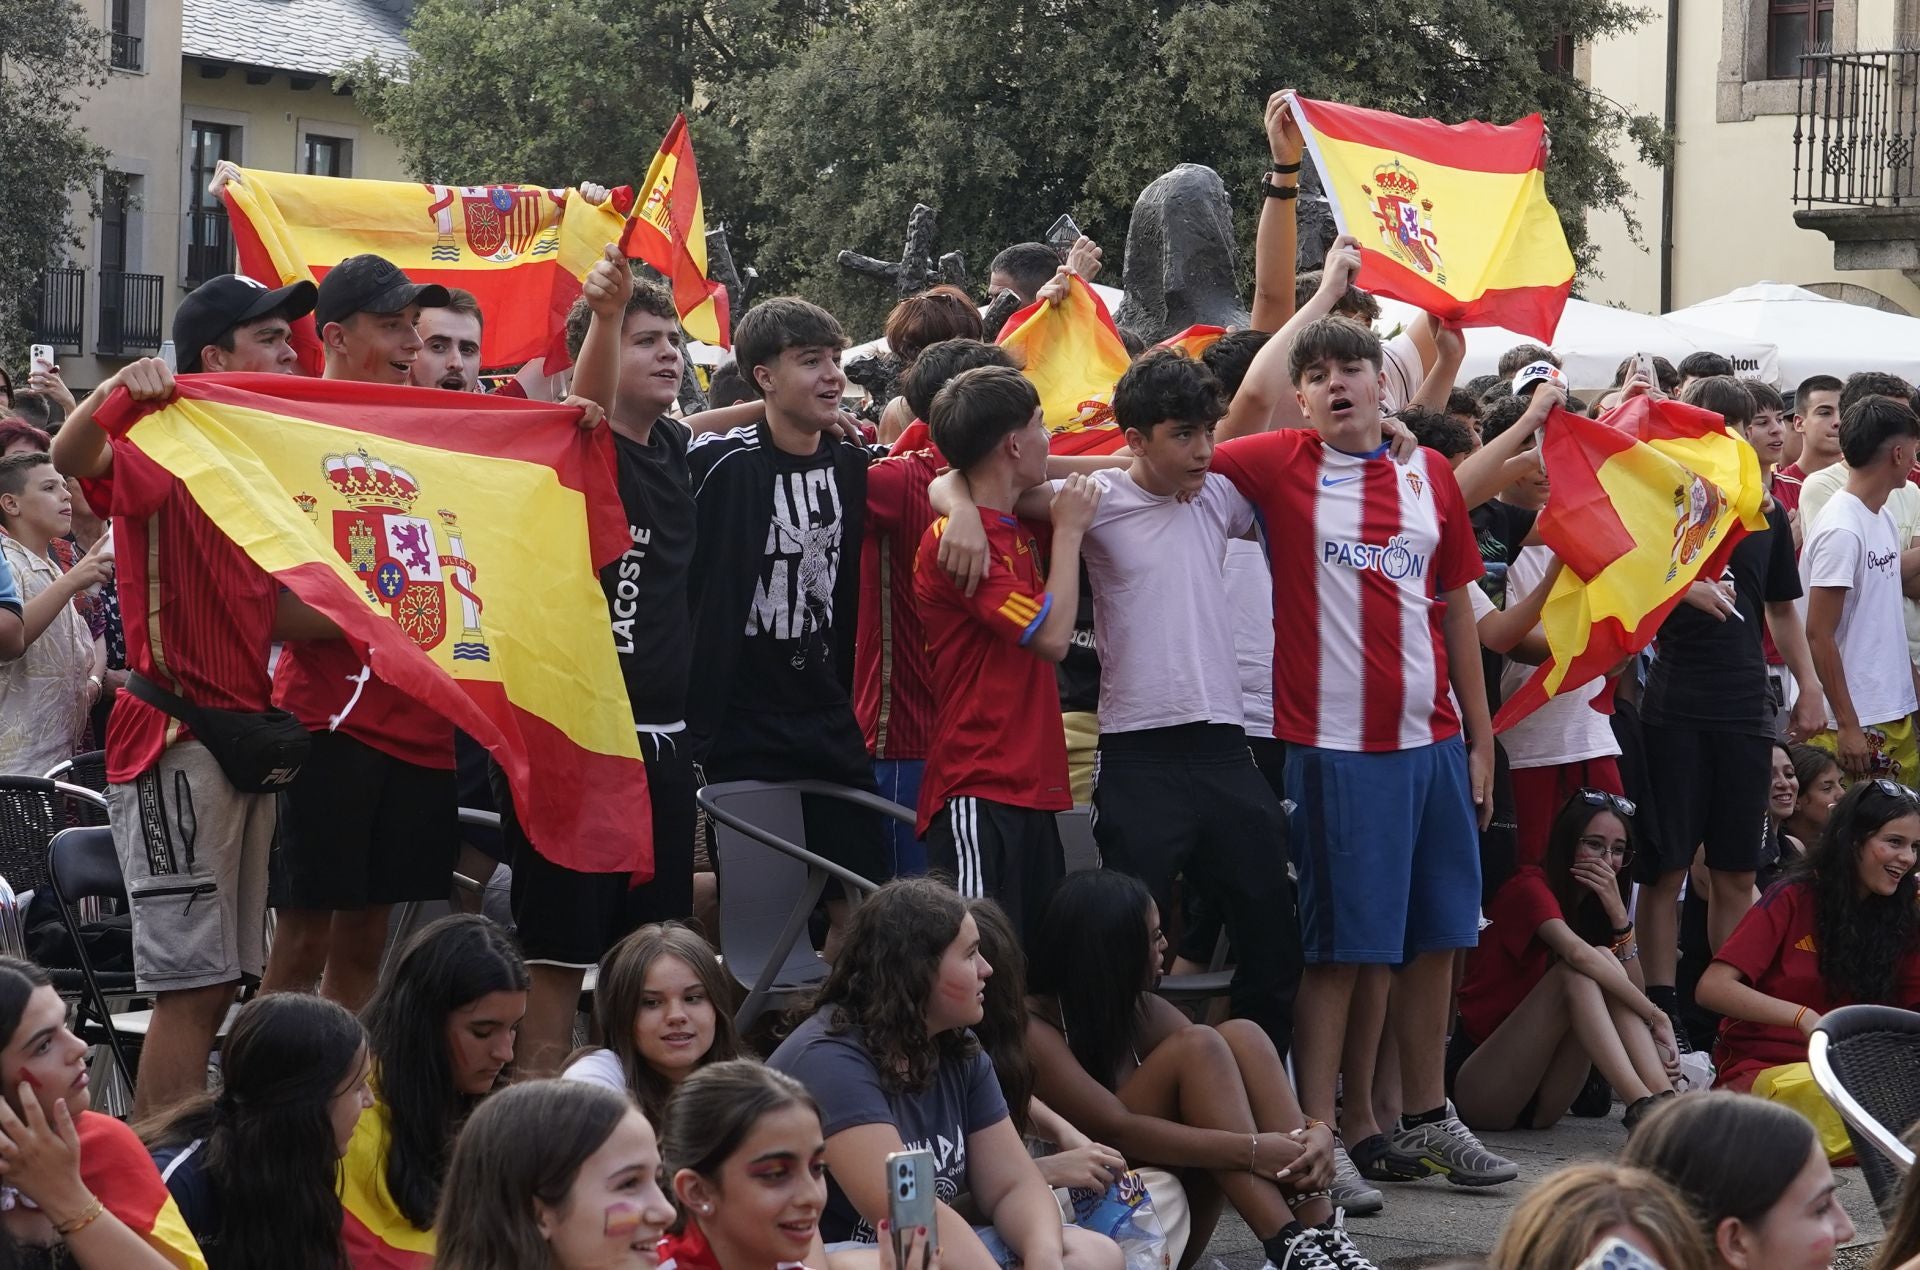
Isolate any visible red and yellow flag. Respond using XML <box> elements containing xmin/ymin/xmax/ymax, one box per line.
<box><xmin>339</xmin><ymin>1097</ymin><xmax>433</xmax><ymax>1269</ymax></box>
<box><xmin>95</xmin><ymin>375</ymin><xmax>651</xmax><ymax>876</ymax></box>
<box><xmin>1493</xmin><ymin>396</ymin><xmax>1768</xmax><ymax>730</ymax></box>
<box><xmin>80</xmin><ymin>1112</ymin><xmax>205</xmax><ymax>1269</ymax></box>
<box><xmin>997</xmin><ymin>275</ymin><xmax>1134</xmax><ymax>455</ymax></box>
<box><xmin>221</xmin><ymin>166</ymin><xmax>631</xmax><ymax>375</ymax></box>
<box><xmin>1289</xmin><ymin>94</ymin><xmax>1575</xmax><ymax>341</ymax></box>
<box><xmin>621</xmin><ymin>114</ymin><xmax>729</xmax><ymax>347</ymax></box>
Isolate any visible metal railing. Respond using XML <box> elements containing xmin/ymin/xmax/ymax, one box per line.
<box><xmin>30</xmin><ymin>268</ymin><xmax>85</xmax><ymax>348</ymax></box>
<box><xmin>184</xmin><ymin>208</ymin><xmax>232</xmax><ymax>286</ymax></box>
<box><xmin>108</xmin><ymin>30</ymin><xmax>141</xmax><ymax>71</ymax></box>
<box><xmin>1794</xmin><ymin>49</ymin><xmax>1920</xmax><ymax>206</ymax></box>
<box><xmin>96</xmin><ymin>272</ymin><xmax>164</xmax><ymax>354</ymax></box>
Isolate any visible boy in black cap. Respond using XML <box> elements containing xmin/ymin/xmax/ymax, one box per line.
<box><xmin>263</xmin><ymin>253</ymin><xmax>458</xmax><ymax>1009</ymax></box>
<box><xmin>172</xmin><ymin>273</ymin><xmax>317</xmax><ymax>374</ymax></box>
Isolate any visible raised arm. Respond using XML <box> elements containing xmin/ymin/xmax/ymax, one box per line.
<box><xmin>1452</xmin><ymin>385</ymin><xmax>1561</xmax><ymax>509</ymax></box>
<box><xmin>1249</xmin><ymin>91</ymin><xmax>1302</xmax><ymax>334</ymax></box>
<box><xmin>51</xmin><ymin>359</ymin><xmax>176</xmax><ymax>480</ymax></box>
<box><xmin>568</xmin><ymin>244</ymin><xmax>629</xmax><ymax>424</ymax></box>
<box><xmin>1219</xmin><ymin>234</ymin><xmax>1361</xmax><ymax>441</ymax></box>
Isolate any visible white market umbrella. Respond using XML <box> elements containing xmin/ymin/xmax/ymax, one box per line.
<box><xmin>1665</xmin><ymin>282</ymin><xmax>1920</xmax><ymax>388</ymax></box>
<box><xmin>1373</xmin><ymin>296</ymin><xmax>1781</xmax><ymax>394</ymax></box>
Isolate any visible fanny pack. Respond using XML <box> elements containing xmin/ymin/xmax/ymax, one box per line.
<box><xmin>127</xmin><ymin>672</ymin><xmax>311</xmax><ymax>793</ymax></box>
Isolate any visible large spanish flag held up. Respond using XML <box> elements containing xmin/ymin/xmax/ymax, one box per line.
<box><xmin>621</xmin><ymin>114</ymin><xmax>730</xmax><ymax>347</ymax></box>
<box><xmin>1493</xmin><ymin>395</ymin><xmax>1769</xmax><ymax>731</ymax></box>
<box><xmin>997</xmin><ymin>275</ymin><xmax>1136</xmax><ymax>455</ymax></box>
<box><xmin>94</xmin><ymin>375</ymin><xmax>652</xmax><ymax>877</ymax></box>
<box><xmin>221</xmin><ymin>166</ymin><xmax>632</xmax><ymax>375</ymax></box>
<box><xmin>1288</xmin><ymin>93</ymin><xmax>1575</xmax><ymax>342</ymax></box>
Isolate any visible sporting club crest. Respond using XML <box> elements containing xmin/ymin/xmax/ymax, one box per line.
<box><xmin>1361</xmin><ymin>160</ymin><xmax>1447</xmax><ymax>285</ymax></box>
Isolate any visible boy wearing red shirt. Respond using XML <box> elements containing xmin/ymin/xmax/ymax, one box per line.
<box><xmin>914</xmin><ymin>366</ymin><xmax>1099</xmax><ymax>948</ymax></box>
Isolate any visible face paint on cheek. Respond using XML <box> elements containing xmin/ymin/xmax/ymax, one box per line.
<box><xmin>604</xmin><ymin>1203</ymin><xmax>644</xmax><ymax>1237</ymax></box>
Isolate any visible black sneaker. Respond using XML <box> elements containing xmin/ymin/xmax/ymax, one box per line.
<box><xmin>1348</xmin><ymin>1131</ymin><xmax>1428</xmax><ymax>1184</ymax></box>
<box><xmin>1570</xmin><ymin>1067</ymin><xmax>1614</xmax><ymax>1118</ymax></box>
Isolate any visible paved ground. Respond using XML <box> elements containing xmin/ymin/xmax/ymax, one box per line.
<box><xmin>1199</xmin><ymin>1110</ymin><xmax>1886</xmax><ymax>1269</ymax></box>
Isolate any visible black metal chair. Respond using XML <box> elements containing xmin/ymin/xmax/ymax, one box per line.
<box><xmin>1809</xmin><ymin>1004</ymin><xmax>1920</xmax><ymax>1218</ymax></box>
<box><xmin>696</xmin><ymin>781</ymin><xmax>890</xmax><ymax>1031</ymax></box>
<box><xmin>45</xmin><ymin>826</ymin><xmax>136</xmax><ymax>1098</ymax></box>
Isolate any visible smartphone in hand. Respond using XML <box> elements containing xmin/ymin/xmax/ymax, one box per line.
<box><xmin>885</xmin><ymin>1148</ymin><xmax>938</xmax><ymax>1268</ymax></box>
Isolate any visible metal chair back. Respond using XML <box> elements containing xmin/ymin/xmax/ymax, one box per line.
<box><xmin>1810</xmin><ymin>1003</ymin><xmax>1920</xmax><ymax>1219</ymax></box>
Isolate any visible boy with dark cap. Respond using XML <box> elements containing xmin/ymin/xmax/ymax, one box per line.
<box><xmin>170</xmin><ymin>272</ymin><xmax>317</xmax><ymax>375</ymax></box>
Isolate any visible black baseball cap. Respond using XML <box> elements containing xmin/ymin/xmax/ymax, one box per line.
<box><xmin>172</xmin><ymin>274</ymin><xmax>318</xmax><ymax>373</ymax></box>
<box><xmin>314</xmin><ymin>254</ymin><xmax>451</xmax><ymax>328</ymax></box>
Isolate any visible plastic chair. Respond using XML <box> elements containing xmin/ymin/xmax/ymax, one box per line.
<box><xmin>1057</xmin><ymin>807</ymin><xmax>1100</xmax><ymax>873</ymax></box>
<box><xmin>0</xmin><ymin>777</ymin><xmax>108</xmax><ymax>894</ymax></box>
<box><xmin>1809</xmin><ymin>1004</ymin><xmax>1920</xmax><ymax>1219</ymax></box>
<box><xmin>696</xmin><ymin>780</ymin><xmax>892</xmax><ymax>1031</ymax></box>
<box><xmin>45</xmin><ymin>826</ymin><xmax>137</xmax><ymax>1101</ymax></box>
<box><xmin>383</xmin><ymin>807</ymin><xmax>502</xmax><ymax>973</ymax></box>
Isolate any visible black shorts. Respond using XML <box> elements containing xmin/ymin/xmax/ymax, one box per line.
<box><xmin>1636</xmin><ymin>726</ymin><xmax>1773</xmax><ymax>879</ymax></box>
<box><xmin>501</xmin><ymin>730</ymin><xmax>698</xmax><ymax>968</ymax></box>
<box><xmin>271</xmin><ymin>729</ymin><xmax>460</xmax><ymax>909</ymax></box>
<box><xmin>925</xmin><ymin>798</ymin><xmax>1065</xmax><ymax>951</ymax></box>
<box><xmin>1094</xmin><ymin>724</ymin><xmax>1301</xmax><ymax>1057</ymax></box>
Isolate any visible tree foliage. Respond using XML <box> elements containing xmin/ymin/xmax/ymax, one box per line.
<box><xmin>0</xmin><ymin>0</ymin><xmax>110</xmax><ymax>360</ymax></box>
<box><xmin>355</xmin><ymin>0</ymin><xmax>1664</xmax><ymax>339</ymax></box>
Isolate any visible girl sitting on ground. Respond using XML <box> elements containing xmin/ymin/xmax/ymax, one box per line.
<box><xmin>1024</xmin><ymin>871</ymin><xmax>1364</xmax><ymax>1270</ymax></box>
<box><xmin>769</xmin><ymin>877</ymin><xmax>1122</xmax><ymax>1270</ymax></box>
<box><xmin>1697</xmin><ymin>779</ymin><xmax>1920</xmax><ymax>1143</ymax></box>
<box><xmin>144</xmin><ymin>992</ymin><xmax>371</xmax><ymax>1269</ymax></box>
<box><xmin>563</xmin><ymin>923</ymin><xmax>740</xmax><ymax>1126</ymax></box>
<box><xmin>435</xmin><ymin>1078</ymin><xmax>674</xmax><ymax>1270</ymax></box>
<box><xmin>346</xmin><ymin>914</ymin><xmax>530</xmax><ymax>1266</ymax></box>
<box><xmin>1451</xmin><ymin>790</ymin><xmax>1681</xmax><ymax>1134</ymax></box>
<box><xmin>1623</xmin><ymin>1091</ymin><xmax>1855</xmax><ymax>1270</ymax></box>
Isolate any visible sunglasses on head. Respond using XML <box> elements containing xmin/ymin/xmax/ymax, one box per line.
<box><xmin>1873</xmin><ymin>777</ymin><xmax>1920</xmax><ymax>803</ymax></box>
<box><xmin>1576</xmin><ymin>788</ymin><xmax>1637</xmax><ymax>818</ymax></box>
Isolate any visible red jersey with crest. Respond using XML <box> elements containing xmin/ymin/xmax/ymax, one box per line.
<box><xmin>912</xmin><ymin>509</ymin><xmax>1071</xmax><ymax>835</ymax></box>
<box><xmin>1713</xmin><ymin>879</ymin><xmax>1920</xmax><ymax>1089</ymax></box>
<box><xmin>1212</xmin><ymin>431</ymin><xmax>1481</xmax><ymax>752</ymax></box>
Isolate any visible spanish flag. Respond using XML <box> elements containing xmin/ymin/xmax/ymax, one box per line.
<box><xmin>1289</xmin><ymin>94</ymin><xmax>1575</xmax><ymax>341</ymax></box>
<box><xmin>997</xmin><ymin>275</ymin><xmax>1134</xmax><ymax>455</ymax></box>
<box><xmin>621</xmin><ymin>114</ymin><xmax>729</xmax><ymax>347</ymax></box>
<box><xmin>95</xmin><ymin>375</ymin><xmax>652</xmax><ymax>876</ymax></box>
<box><xmin>79</xmin><ymin>1111</ymin><xmax>206</xmax><ymax>1268</ymax></box>
<box><xmin>1493</xmin><ymin>396</ymin><xmax>1768</xmax><ymax>730</ymax></box>
<box><xmin>221</xmin><ymin>167</ymin><xmax>631</xmax><ymax>375</ymax></box>
<box><xmin>339</xmin><ymin>1096</ymin><xmax>433</xmax><ymax>1269</ymax></box>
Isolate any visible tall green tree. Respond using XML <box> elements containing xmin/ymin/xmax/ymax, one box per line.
<box><xmin>0</xmin><ymin>0</ymin><xmax>110</xmax><ymax>360</ymax></box>
<box><xmin>725</xmin><ymin>0</ymin><xmax>1666</xmax><ymax>333</ymax></box>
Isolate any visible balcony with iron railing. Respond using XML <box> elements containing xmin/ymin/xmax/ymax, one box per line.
<box><xmin>184</xmin><ymin>208</ymin><xmax>232</xmax><ymax>286</ymax></box>
<box><xmin>96</xmin><ymin>272</ymin><xmax>164</xmax><ymax>355</ymax></box>
<box><xmin>30</xmin><ymin>268</ymin><xmax>85</xmax><ymax>350</ymax></box>
<box><xmin>1791</xmin><ymin>49</ymin><xmax>1920</xmax><ymax>283</ymax></box>
<box><xmin>108</xmin><ymin>29</ymin><xmax>141</xmax><ymax>71</ymax></box>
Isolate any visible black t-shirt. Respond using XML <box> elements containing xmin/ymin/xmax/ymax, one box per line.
<box><xmin>686</xmin><ymin>422</ymin><xmax>871</xmax><ymax>774</ymax></box>
<box><xmin>1472</xmin><ymin>499</ymin><xmax>1538</xmax><ymax>608</ymax></box>
<box><xmin>1642</xmin><ymin>502</ymin><xmax>1801</xmax><ymax>734</ymax></box>
<box><xmin>604</xmin><ymin>417</ymin><xmax>695</xmax><ymax>724</ymax></box>
<box><xmin>1056</xmin><ymin>570</ymin><xmax>1100</xmax><ymax>714</ymax></box>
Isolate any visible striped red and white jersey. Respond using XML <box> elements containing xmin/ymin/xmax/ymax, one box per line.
<box><xmin>1214</xmin><ymin>430</ymin><xmax>1482</xmax><ymax>753</ymax></box>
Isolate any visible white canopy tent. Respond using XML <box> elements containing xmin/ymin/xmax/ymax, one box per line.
<box><xmin>1664</xmin><ymin>282</ymin><xmax>1920</xmax><ymax>389</ymax></box>
<box><xmin>1372</xmin><ymin>297</ymin><xmax>1781</xmax><ymax>394</ymax></box>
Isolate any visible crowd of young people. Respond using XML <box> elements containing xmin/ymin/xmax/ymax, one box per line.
<box><xmin>0</xmin><ymin>84</ymin><xmax>1918</xmax><ymax>1267</ymax></box>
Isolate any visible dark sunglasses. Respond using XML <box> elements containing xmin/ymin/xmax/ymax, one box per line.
<box><xmin>1576</xmin><ymin>788</ymin><xmax>1637</xmax><ymax>818</ymax></box>
<box><xmin>1874</xmin><ymin>778</ymin><xmax>1920</xmax><ymax>803</ymax></box>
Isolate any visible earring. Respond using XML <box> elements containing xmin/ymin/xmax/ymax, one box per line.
<box><xmin>700</xmin><ymin>1205</ymin><xmax>713</xmax><ymax>1215</ymax></box>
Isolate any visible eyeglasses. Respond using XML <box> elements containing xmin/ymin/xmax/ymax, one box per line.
<box><xmin>1576</xmin><ymin>835</ymin><xmax>1634</xmax><ymax>867</ymax></box>
<box><xmin>1576</xmin><ymin>788</ymin><xmax>1637</xmax><ymax>818</ymax></box>
<box><xmin>1874</xmin><ymin>778</ymin><xmax>1920</xmax><ymax>803</ymax></box>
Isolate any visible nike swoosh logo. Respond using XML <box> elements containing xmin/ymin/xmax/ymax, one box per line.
<box><xmin>1320</xmin><ymin>474</ymin><xmax>1362</xmax><ymax>487</ymax></box>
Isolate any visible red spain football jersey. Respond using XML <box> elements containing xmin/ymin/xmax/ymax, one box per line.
<box><xmin>913</xmin><ymin>510</ymin><xmax>1072</xmax><ymax>834</ymax></box>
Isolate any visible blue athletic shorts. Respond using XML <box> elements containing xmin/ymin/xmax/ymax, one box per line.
<box><xmin>1284</xmin><ymin>735</ymin><xmax>1482</xmax><ymax>965</ymax></box>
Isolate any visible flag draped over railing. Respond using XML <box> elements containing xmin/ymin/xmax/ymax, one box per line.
<box><xmin>1289</xmin><ymin>93</ymin><xmax>1576</xmax><ymax>341</ymax></box>
<box><xmin>95</xmin><ymin>374</ymin><xmax>652</xmax><ymax>876</ymax></box>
